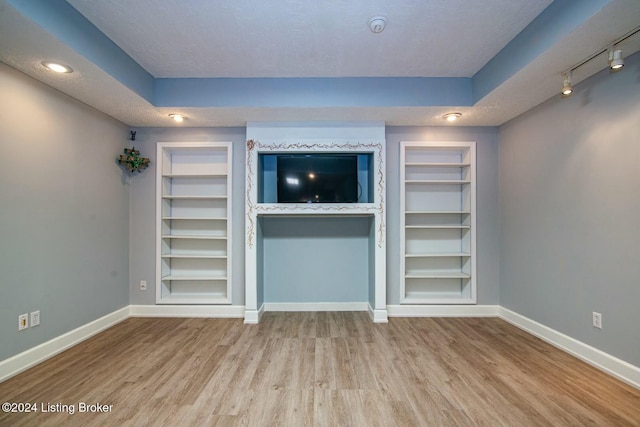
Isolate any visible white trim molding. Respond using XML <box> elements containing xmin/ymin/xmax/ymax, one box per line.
<box><xmin>0</xmin><ymin>306</ymin><xmax>129</xmax><ymax>383</ymax></box>
<box><xmin>264</xmin><ymin>302</ymin><xmax>369</xmax><ymax>312</ymax></box>
<box><xmin>369</xmin><ymin>304</ymin><xmax>389</xmax><ymax>323</ymax></box>
<box><xmin>129</xmin><ymin>305</ymin><xmax>245</xmax><ymax>318</ymax></box>
<box><xmin>243</xmin><ymin>304</ymin><xmax>264</xmax><ymax>324</ymax></box>
<box><xmin>499</xmin><ymin>307</ymin><xmax>640</xmax><ymax>390</ymax></box>
<box><xmin>387</xmin><ymin>304</ymin><xmax>499</xmax><ymax>317</ymax></box>
<box><xmin>244</xmin><ymin>122</ymin><xmax>388</xmax><ymax>325</ymax></box>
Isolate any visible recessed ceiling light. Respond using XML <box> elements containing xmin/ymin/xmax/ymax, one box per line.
<box><xmin>169</xmin><ymin>114</ymin><xmax>185</xmax><ymax>123</ymax></box>
<box><xmin>42</xmin><ymin>61</ymin><xmax>73</xmax><ymax>73</ymax></box>
<box><xmin>443</xmin><ymin>112</ymin><xmax>462</xmax><ymax>122</ymax></box>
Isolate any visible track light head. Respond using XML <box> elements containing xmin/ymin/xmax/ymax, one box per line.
<box><xmin>609</xmin><ymin>48</ymin><xmax>624</xmax><ymax>71</ymax></box>
<box><xmin>561</xmin><ymin>72</ymin><xmax>573</xmax><ymax>97</ymax></box>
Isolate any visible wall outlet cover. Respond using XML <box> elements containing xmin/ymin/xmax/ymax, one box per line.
<box><xmin>30</xmin><ymin>311</ymin><xmax>40</xmax><ymax>327</ymax></box>
<box><xmin>18</xmin><ymin>313</ymin><xmax>28</xmax><ymax>331</ymax></box>
<box><xmin>592</xmin><ymin>312</ymin><xmax>602</xmax><ymax>329</ymax></box>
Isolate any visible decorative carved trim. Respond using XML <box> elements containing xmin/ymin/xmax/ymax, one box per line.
<box><xmin>246</xmin><ymin>139</ymin><xmax>385</xmax><ymax>248</ymax></box>
<box><xmin>246</xmin><ymin>139</ymin><xmax>256</xmax><ymax>247</ymax></box>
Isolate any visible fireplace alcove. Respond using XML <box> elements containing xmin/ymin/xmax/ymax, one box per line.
<box><xmin>244</xmin><ymin>122</ymin><xmax>387</xmax><ymax>323</ymax></box>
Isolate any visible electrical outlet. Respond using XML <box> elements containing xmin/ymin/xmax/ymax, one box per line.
<box><xmin>139</xmin><ymin>280</ymin><xmax>147</xmax><ymax>291</ymax></box>
<box><xmin>18</xmin><ymin>313</ymin><xmax>28</xmax><ymax>331</ymax></box>
<box><xmin>30</xmin><ymin>311</ymin><xmax>40</xmax><ymax>327</ymax></box>
<box><xmin>593</xmin><ymin>312</ymin><xmax>602</xmax><ymax>329</ymax></box>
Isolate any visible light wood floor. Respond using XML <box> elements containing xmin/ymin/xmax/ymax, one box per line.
<box><xmin>1</xmin><ymin>313</ymin><xmax>639</xmax><ymax>426</ymax></box>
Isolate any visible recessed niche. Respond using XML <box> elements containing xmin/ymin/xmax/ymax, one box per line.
<box><xmin>258</xmin><ymin>153</ymin><xmax>374</xmax><ymax>203</ymax></box>
<box><xmin>260</xmin><ymin>216</ymin><xmax>372</xmax><ymax>303</ymax></box>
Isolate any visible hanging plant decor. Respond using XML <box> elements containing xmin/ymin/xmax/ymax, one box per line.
<box><xmin>118</xmin><ymin>147</ymin><xmax>150</xmax><ymax>173</ymax></box>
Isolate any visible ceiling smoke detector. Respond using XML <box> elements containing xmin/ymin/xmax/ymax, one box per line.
<box><xmin>368</xmin><ymin>16</ymin><xmax>387</xmax><ymax>33</ymax></box>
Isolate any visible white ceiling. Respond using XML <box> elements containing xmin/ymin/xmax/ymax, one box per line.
<box><xmin>65</xmin><ymin>0</ymin><xmax>552</xmax><ymax>78</ymax></box>
<box><xmin>1</xmin><ymin>0</ymin><xmax>639</xmax><ymax>127</ymax></box>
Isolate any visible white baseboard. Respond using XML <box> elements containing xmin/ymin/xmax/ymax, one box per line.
<box><xmin>0</xmin><ymin>306</ymin><xmax>129</xmax><ymax>383</ymax></box>
<box><xmin>387</xmin><ymin>304</ymin><xmax>500</xmax><ymax>317</ymax></box>
<box><xmin>369</xmin><ymin>304</ymin><xmax>389</xmax><ymax>323</ymax></box>
<box><xmin>129</xmin><ymin>304</ymin><xmax>245</xmax><ymax>318</ymax></box>
<box><xmin>244</xmin><ymin>304</ymin><xmax>264</xmax><ymax>324</ymax></box>
<box><xmin>499</xmin><ymin>307</ymin><xmax>640</xmax><ymax>390</ymax></box>
<box><xmin>263</xmin><ymin>302</ymin><xmax>369</xmax><ymax>312</ymax></box>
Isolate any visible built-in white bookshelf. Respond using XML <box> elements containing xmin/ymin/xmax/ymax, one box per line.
<box><xmin>156</xmin><ymin>142</ymin><xmax>232</xmax><ymax>304</ymax></box>
<box><xmin>400</xmin><ymin>141</ymin><xmax>476</xmax><ymax>304</ymax></box>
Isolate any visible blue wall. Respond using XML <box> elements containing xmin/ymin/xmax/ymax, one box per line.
<box><xmin>0</xmin><ymin>62</ymin><xmax>130</xmax><ymax>361</ymax></box>
<box><xmin>499</xmin><ymin>51</ymin><xmax>640</xmax><ymax>366</ymax></box>
<box><xmin>261</xmin><ymin>216</ymin><xmax>371</xmax><ymax>303</ymax></box>
<box><xmin>126</xmin><ymin>126</ymin><xmax>500</xmax><ymax>307</ymax></box>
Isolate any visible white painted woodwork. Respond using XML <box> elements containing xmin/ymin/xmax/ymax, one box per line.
<box><xmin>244</xmin><ymin>122</ymin><xmax>387</xmax><ymax>323</ymax></box>
<box><xmin>400</xmin><ymin>141</ymin><xmax>477</xmax><ymax>304</ymax></box>
<box><xmin>156</xmin><ymin>142</ymin><xmax>232</xmax><ymax>304</ymax></box>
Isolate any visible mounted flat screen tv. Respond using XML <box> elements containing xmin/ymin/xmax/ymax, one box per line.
<box><xmin>277</xmin><ymin>154</ymin><xmax>358</xmax><ymax>203</ymax></box>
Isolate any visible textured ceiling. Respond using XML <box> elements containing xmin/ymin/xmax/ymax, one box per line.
<box><xmin>1</xmin><ymin>0</ymin><xmax>639</xmax><ymax>127</ymax></box>
<box><xmin>65</xmin><ymin>0</ymin><xmax>552</xmax><ymax>78</ymax></box>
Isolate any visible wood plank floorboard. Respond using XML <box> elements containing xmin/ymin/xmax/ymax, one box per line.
<box><xmin>0</xmin><ymin>313</ymin><xmax>639</xmax><ymax>426</ymax></box>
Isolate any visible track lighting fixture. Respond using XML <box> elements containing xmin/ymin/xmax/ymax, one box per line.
<box><xmin>609</xmin><ymin>48</ymin><xmax>624</xmax><ymax>71</ymax></box>
<box><xmin>559</xmin><ymin>25</ymin><xmax>638</xmax><ymax>99</ymax></box>
<box><xmin>561</xmin><ymin>72</ymin><xmax>573</xmax><ymax>97</ymax></box>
